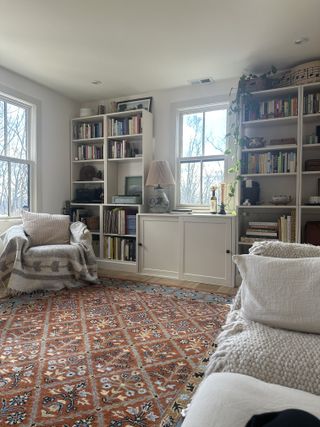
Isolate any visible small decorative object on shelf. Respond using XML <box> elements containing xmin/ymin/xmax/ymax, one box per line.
<box><xmin>241</xmin><ymin>180</ymin><xmax>260</xmax><ymax>205</ymax></box>
<box><xmin>244</xmin><ymin>136</ymin><xmax>266</xmax><ymax>149</ymax></box>
<box><xmin>209</xmin><ymin>185</ymin><xmax>217</xmax><ymax>214</ymax></box>
<box><xmin>218</xmin><ymin>183</ymin><xmax>226</xmax><ymax>214</ymax></box>
<box><xmin>270</xmin><ymin>195</ymin><xmax>291</xmax><ymax>205</ymax></box>
<box><xmin>146</xmin><ymin>160</ymin><xmax>175</xmax><ymax>213</ymax></box>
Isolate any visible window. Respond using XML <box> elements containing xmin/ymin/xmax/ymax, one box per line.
<box><xmin>0</xmin><ymin>95</ymin><xmax>34</xmax><ymax>217</ymax></box>
<box><xmin>177</xmin><ymin>104</ymin><xmax>227</xmax><ymax>207</ymax></box>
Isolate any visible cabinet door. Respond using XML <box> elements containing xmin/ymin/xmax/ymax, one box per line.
<box><xmin>180</xmin><ymin>217</ymin><xmax>233</xmax><ymax>286</ymax></box>
<box><xmin>138</xmin><ymin>216</ymin><xmax>179</xmax><ymax>278</ymax></box>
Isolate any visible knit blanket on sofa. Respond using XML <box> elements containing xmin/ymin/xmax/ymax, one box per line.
<box><xmin>0</xmin><ymin>223</ymin><xmax>98</xmax><ymax>296</ymax></box>
<box><xmin>205</xmin><ymin>304</ymin><xmax>320</xmax><ymax>395</ymax></box>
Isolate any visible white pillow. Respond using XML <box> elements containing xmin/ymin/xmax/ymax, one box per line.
<box><xmin>22</xmin><ymin>211</ymin><xmax>70</xmax><ymax>246</ymax></box>
<box><xmin>233</xmin><ymin>254</ymin><xmax>320</xmax><ymax>334</ymax></box>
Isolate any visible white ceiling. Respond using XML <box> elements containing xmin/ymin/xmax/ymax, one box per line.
<box><xmin>1</xmin><ymin>0</ymin><xmax>320</xmax><ymax>102</ymax></box>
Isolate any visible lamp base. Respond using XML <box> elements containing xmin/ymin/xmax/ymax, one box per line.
<box><xmin>148</xmin><ymin>187</ymin><xmax>170</xmax><ymax>213</ymax></box>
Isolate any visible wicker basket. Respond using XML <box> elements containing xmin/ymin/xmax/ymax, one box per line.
<box><xmin>277</xmin><ymin>60</ymin><xmax>320</xmax><ymax>87</ymax></box>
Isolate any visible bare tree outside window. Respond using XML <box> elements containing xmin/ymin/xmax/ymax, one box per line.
<box><xmin>0</xmin><ymin>97</ymin><xmax>31</xmax><ymax>217</ymax></box>
<box><xmin>178</xmin><ymin>106</ymin><xmax>227</xmax><ymax>207</ymax></box>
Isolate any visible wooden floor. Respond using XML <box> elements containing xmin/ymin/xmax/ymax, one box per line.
<box><xmin>98</xmin><ymin>268</ymin><xmax>237</xmax><ymax>296</ymax></box>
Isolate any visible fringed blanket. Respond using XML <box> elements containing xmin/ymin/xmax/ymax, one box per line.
<box><xmin>205</xmin><ymin>291</ymin><xmax>320</xmax><ymax>396</ymax></box>
<box><xmin>0</xmin><ymin>222</ymin><xmax>98</xmax><ymax>296</ymax></box>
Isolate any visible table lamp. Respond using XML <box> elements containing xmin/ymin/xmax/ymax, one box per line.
<box><xmin>146</xmin><ymin>160</ymin><xmax>175</xmax><ymax>213</ymax></box>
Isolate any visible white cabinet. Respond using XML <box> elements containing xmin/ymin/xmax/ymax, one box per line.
<box><xmin>180</xmin><ymin>216</ymin><xmax>233</xmax><ymax>286</ymax></box>
<box><xmin>138</xmin><ymin>214</ymin><xmax>235</xmax><ymax>287</ymax></box>
<box><xmin>138</xmin><ymin>215</ymin><xmax>179</xmax><ymax>278</ymax></box>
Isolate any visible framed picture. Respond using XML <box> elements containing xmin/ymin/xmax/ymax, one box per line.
<box><xmin>117</xmin><ymin>97</ymin><xmax>152</xmax><ymax>113</ymax></box>
<box><xmin>125</xmin><ymin>176</ymin><xmax>142</xmax><ymax>196</ymax></box>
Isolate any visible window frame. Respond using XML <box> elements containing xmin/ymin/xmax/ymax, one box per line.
<box><xmin>0</xmin><ymin>92</ymin><xmax>36</xmax><ymax>218</ymax></box>
<box><xmin>175</xmin><ymin>102</ymin><xmax>228</xmax><ymax>209</ymax></box>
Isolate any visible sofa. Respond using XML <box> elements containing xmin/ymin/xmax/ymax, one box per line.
<box><xmin>182</xmin><ymin>240</ymin><xmax>320</xmax><ymax>426</ymax></box>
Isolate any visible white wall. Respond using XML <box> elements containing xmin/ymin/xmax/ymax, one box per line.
<box><xmin>83</xmin><ymin>78</ymin><xmax>238</xmax><ymax>207</ymax></box>
<box><xmin>0</xmin><ymin>66</ymin><xmax>79</xmax><ymax>214</ymax></box>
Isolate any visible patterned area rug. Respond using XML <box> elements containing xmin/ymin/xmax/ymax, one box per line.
<box><xmin>0</xmin><ymin>278</ymin><xmax>231</xmax><ymax>426</ymax></box>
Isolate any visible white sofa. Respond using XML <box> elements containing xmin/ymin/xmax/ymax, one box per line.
<box><xmin>182</xmin><ymin>241</ymin><xmax>320</xmax><ymax>426</ymax></box>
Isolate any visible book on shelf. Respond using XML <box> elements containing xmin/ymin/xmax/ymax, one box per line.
<box><xmin>108</xmin><ymin>139</ymin><xmax>141</xmax><ymax>159</ymax></box>
<box><xmin>303</xmin><ymin>92</ymin><xmax>320</xmax><ymax>115</ymax></box>
<box><xmin>246</xmin><ymin>229</ymin><xmax>278</xmax><ymax>237</ymax></box>
<box><xmin>248</xmin><ymin>221</ymin><xmax>278</xmax><ymax>229</ymax></box>
<box><xmin>241</xmin><ymin>151</ymin><xmax>296</xmax><ymax>174</ymax></box>
<box><xmin>244</xmin><ymin>95</ymin><xmax>298</xmax><ymax>121</ymax></box>
<box><xmin>76</xmin><ymin>144</ymin><xmax>103</xmax><ymax>160</ymax></box>
<box><xmin>104</xmin><ymin>236</ymin><xmax>136</xmax><ymax>262</ymax></box>
<box><xmin>73</xmin><ymin>122</ymin><xmax>103</xmax><ymax>139</ymax></box>
<box><xmin>278</xmin><ymin>211</ymin><xmax>296</xmax><ymax>243</ymax></box>
<box><xmin>104</xmin><ymin>208</ymin><xmax>137</xmax><ymax>235</ymax></box>
<box><xmin>240</xmin><ymin>236</ymin><xmax>278</xmax><ymax>244</ymax></box>
<box><xmin>110</xmin><ymin>114</ymin><xmax>142</xmax><ymax>136</ymax></box>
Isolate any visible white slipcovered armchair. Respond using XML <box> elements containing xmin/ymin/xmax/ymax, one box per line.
<box><xmin>0</xmin><ymin>215</ymin><xmax>98</xmax><ymax>297</ymax></box>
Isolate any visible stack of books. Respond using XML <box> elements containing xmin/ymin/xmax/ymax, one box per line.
<box><xmin>241</xmin><ymin>221</ymin><xmax>278</xmax><ymax>244</ymax></box>
<box><xmin>244</xmin><ymin>96</ymin><xmax>298</xmax><ymax>121</ymax></box>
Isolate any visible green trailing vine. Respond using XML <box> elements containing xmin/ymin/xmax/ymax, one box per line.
<box><xmin>225</xmin><ymin>66</ymin><xmax>278</xmax><ymax>208</ymax></box>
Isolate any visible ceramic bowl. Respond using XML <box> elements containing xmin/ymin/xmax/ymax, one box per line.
<box><xmin>271</xmin><ymin>195</ymin><xmax>291</xmax><ymax>205</ymax></box>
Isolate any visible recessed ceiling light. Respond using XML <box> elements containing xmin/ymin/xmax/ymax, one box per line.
<box><xmin>91</xmin><ymin>80</ymin><xmax>102</xmax><ymax>85</ymax></box>
<box><xmin>294</xmin><ymin>37</ymin><xmax>309</xmax><ymax>45</ymax></box>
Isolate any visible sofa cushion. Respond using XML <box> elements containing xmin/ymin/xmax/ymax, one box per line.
<box><xmin>22</xmin><ymin>211</ymin><xmax>70</xmax><ymax>246</ymax></box>
<box><xmin>183</xmin><ymin>373</ymin><xmax>320</xmax><ymax>427</ymax></box>
<box><xmin>233</xmin><ymin>254</ymin><xmax>320</xmax><ymax>334</ymax></box>
<box><xmin>249</xmin><ymin>240</ymin><xmax>320</xmax><ymax>258</ymax></box>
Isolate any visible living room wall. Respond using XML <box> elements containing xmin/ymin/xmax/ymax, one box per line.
<box><xmin>82</xmin><ymin>77</ymin><xmax>238</xmax><ymax>207</ymax></box>
<box><xmin>0</xmin><ymin>66</ymin><xmax>79</xmax><ymax>216</ymax></box>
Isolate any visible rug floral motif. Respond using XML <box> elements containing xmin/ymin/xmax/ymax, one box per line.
<box><xmin>0</xmin><ymin>278</ymin><xmax>231</xmax><ymax>426</ymax></box>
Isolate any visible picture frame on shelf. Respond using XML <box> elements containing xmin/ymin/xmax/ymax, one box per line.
<box><xmin>117</xmin><ymin>97</ymin><xmax>152</xmax><ymax>113</ymax></box>
<box><xmin>125</xmin><ymin>176</ymin><xmax>142</xmax><ymax>196</ymax></box>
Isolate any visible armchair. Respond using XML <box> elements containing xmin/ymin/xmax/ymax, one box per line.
<box><xmin>0</xmin><ymin>221</ymin><xmax>98</xmax><ymax>297</ymax></box>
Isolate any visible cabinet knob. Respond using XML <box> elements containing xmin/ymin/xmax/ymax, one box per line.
<box><xmin>138</xmin><ymin>243</ymin><xmax>143</xmax><ymax>247</ymax></box>
<box><xmin>226</xmin><ymin>249</ymin><xmax>231</xmax><ymax>254</ymax></box>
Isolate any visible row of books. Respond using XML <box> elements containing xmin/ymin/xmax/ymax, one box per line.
<box><xmin>108</xmin><ymin>140</ymin><xmax>142</xmax><ymax>159</ymax></box>
<box><xmin>303</xmin><ymin>93</ymin><xmax>320</xmax><ymax>115</ymax></box>
<box><xmin>244</xmin><ymin>96</ymin><xmax>298</xmax><ymax>121</ymax></box>
<box><xmin>109</xmin><ymin>115</ymin><xmax>142</xmax><ymax>136</ymax></box>
<box><xmin>278</xmin><ymin>213</ymin><xmax>296</xmax><ymax>243</ymax></box>
<box><xmin>104</xmin><ymin>208</ymin><xmax>137</xmax><ymax>235</ymax></box>
<box><xmin>242</xmin><ymin>151</ymin><xmax>297</xmax><ymax>174</ymax></box>
<box><xmin>75</xmin><ymin>144</ymin><xmax>103</xmax><ymax>161</ymax></box>
<box><xmin>104</xmin><ymin>236</ymin><xmax>136</xmax><ymax>262</ymax></box>
<box><xmin>73</xmin><ymin>122</ymin><xmax>103</xmax><ymax>140</ymax></box>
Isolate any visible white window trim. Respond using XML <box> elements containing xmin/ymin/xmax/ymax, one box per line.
<box><xmin>175</xmin><ymin>101</ymin><xmax>229</xmax><ymax>209</ymax></box>
<box><xmin>0</xmin><ymin>90</ymin><xmax>38</xmax><ymax>218</ymax></box>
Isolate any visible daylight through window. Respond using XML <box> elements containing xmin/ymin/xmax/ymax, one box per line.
<box><xmin>177</xmin><ymin>105</ymin><xmax>227</xmax><ymax>206</ymax></box>
<box><xmin>0</xmin><ymin>95</ymin><xmax>33</xmax><ymax>217</ymax></box>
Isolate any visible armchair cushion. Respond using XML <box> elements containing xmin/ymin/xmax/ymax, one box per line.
<box><xmin>22</xmin><ymin>211</ymin><xmax>70</xmax><ymax>246</ymax></box>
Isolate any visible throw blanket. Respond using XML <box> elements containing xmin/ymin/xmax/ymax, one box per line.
<box><xmin>0</xmin><ymin>223</ymin><xmax>98</xmax><ymax>296</ymax></box>
<box><xmin>205</xmin><ymin>295</ymin><xmax>320</xmax><ymax>395</ymax></box>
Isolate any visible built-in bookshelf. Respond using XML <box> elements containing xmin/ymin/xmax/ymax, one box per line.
<box><xmin>238</xmin><ymin>82</ymin><xmax>320</xmax><ymax>253</ymax></box>
<box><xmin>103</xmin><ymin>206</ymin><xmax>138</xmax><ymax>264</ymax></box>
<box><xmin>70</xmin><ymin>109</ymin><xmax>153</xmax><ymax>271</ymax></box>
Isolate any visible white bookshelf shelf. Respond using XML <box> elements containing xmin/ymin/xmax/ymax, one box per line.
<box><xmin>242</xmin><ymin>144</ymin><xmax>297</xmax><ymax>153</ymax></box>
<box><xmin>72</xmin><ymin>159</ymin><xmax>104</xmax><ymax>163</ymax></box>
<box><xmin>107</xmin><ymin>134</ymin><xmax>142</xmax><ymax>140</ymax></box>
<box><xmin>242</xmin><ymin>116</ymin><xmax>298</xmax><ymax>127</ymax></box>
<box><xmin>241</xmin><ymin>173</ymin><xmax>296</xmax><ymax>177</ymax></box>
<box><xmin>72</xmin><ymin>137</ymin><xmax>104</xmax><ymax>143</ymax></box>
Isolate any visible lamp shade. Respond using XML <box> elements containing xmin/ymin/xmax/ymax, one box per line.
<box><xmin>146</xmin><ymin>160</ymin><xmax>175</xmax><ymax>187</ymax></box>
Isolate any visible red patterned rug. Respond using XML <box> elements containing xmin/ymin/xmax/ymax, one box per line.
<box><xmin>0</xmin><ymin>278</ymin><xmax>231</xmax><ymax>426</ymax></box>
